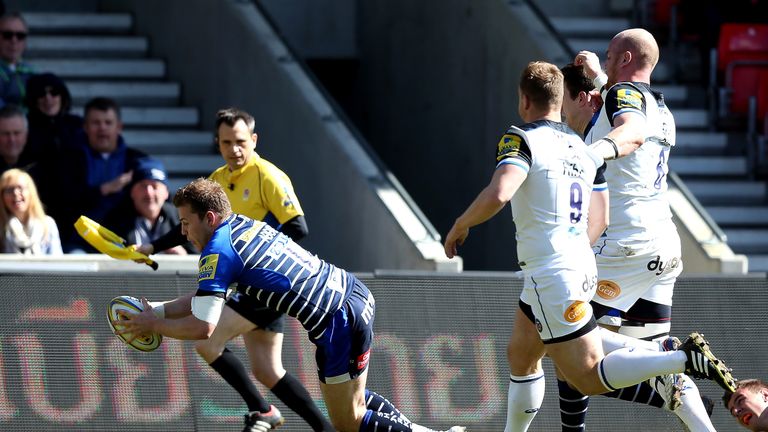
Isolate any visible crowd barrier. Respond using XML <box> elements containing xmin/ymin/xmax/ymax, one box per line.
<box><xmin>0</xmin><ymin>270</ymin><xmax>765</xmax><ymax>431</ymax></box>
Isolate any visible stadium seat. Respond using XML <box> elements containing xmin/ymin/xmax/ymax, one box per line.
<box><xmin>717</xmin><ymin>23</ymin><xmax>768</xmax><ymax>74</ymax></box>
<box><xmin>654</xmin><ymin>0</ymin><xmax>681</xmax><ymax>27</ymax></box>
<box><xmin>713</xmin><ymin>23</ymin><xmax>768</xmax><ymax>119</ymax></box>
<box><xmin>727</xmin><ymin>64</ymin><xmax>768</xmax><ymax>114</ymax></box>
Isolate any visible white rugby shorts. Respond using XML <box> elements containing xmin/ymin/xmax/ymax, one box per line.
<box><xmin>520</xmin><ymin>254</ymin><xmax>598</xmax><ymax>342</ymax></box>
<box><xmin>592</xmin><ymin>232</ymin><xmax>682</xmax><ymax>317</ymax></box>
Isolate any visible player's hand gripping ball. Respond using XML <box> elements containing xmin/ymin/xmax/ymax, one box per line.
<box><xmin>107</xmin><ymin>296</ymin><xmax>163</xmax><ymax>352</ymax></box>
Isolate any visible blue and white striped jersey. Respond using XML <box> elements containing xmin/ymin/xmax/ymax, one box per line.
<box><xmin>197</xmin><ymin>213</ymin><xmax>353</xmax><ymax>335</ymax></box>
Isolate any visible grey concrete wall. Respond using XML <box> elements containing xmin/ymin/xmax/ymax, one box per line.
<box><xmin>356</xmin><ymin>0</ymin><xmax>568</xmax><ymax>270</ymax></box>
<box><xmin>99</xmin><ymin>0</ymin><xmax>452</xmax><ymax>272</ymax></box>
<box><xmin>259</xmin><ymin>0</ymin><xmax>357</xmax><ymax>58</ymax></box>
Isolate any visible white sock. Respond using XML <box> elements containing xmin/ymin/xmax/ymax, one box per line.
<box><xmin>674</xmin><ymin>374</ymin><xmax>717</xmax><ymax>432</ymax></box>
<box><xmin>504</xmin><ymin>372</ymin><xmax>545</xmax><ymax>432</ymax></box>
<box><xmin>598</xmin><ymin>348</ymin><xmax>687</xmax><ymax>390</ymax></box>
<box><xmin>599</xmin><ymin>327</ymin><xmax>662</xmax><ymax>353</ymax></box>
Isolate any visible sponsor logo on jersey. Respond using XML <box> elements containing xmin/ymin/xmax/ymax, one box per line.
<box><xmin>356</xmin><ymin>349</ymin><xmax>370</xmax><ymax>370</ymax></box>
<box><xmin>616</xmin><ymin>88</ymin><xmax>643</xmax><ymax>110</ymax></box>
<box><xmin>596</xmin><ymin>279</ymin><xmax>621</xmax><ymax>300</ymax></box>
<box><xmin>564</xmin><ymin>300</ymin><xmax>589</xmax><ymax>323</ymax></box>
<box><xmin>496</xmin><ymin>133</ymin><xmax>522</xmax><ymax>161</ymax></box>
<box><xmin>198</xmin><ymin>254</ymin><xmax>219</xmax><ymax>281</ymax></box>
<box><xmin>282</xmin><ymin>186</ymin><xmax>295</xmax><ymax>208</ymax></box>
<box><xmin>647</xmin><ymin>255</ymin><xmax>681</xmax><ymax>276</ymax></box>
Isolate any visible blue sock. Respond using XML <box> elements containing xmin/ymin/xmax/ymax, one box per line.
<box><xmin>558</xmin><ymin>379</ymin><xmax>588</xmax><ymax>431</ymax></box>
<box><xmin>603</xmin><ymin>380</ymin><xmax>664</xmax><ymax>408</ymax></box>
<box><xmin>359</xmin><ymin>410</ymin><xmax>413</xmax><ymax>432</ymax></box>
<box><xmin>365</xmin><ymin>389</ymin><xmax>410</xmax><ymax>422</ymax></box>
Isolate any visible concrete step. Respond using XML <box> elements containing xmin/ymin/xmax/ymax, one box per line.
<box><xmin>24</xmin><ymin>12</ymin><xmax>133</xmax><ymax>34</ymax></box>
<box><xmin>68</xmin><ymin>81</ymin><xmax>180</xmax><ymax>106</ymax></box>
<box><xmin>27</xmin><ymin>36</ymin><xmax>148</xmax><ymax>58</ymax></box>
<box><xmin>670</xmin><ymin>156</ymin><xmax>747</xmax><ymax>176</ymax></box>
<box><xmin>706</xmin><ymin>206</ymin><xmax>768</xmax><ymax>226</ymax></box>
<box><xmin>122</xmin><ymin>130</ymin><xmax>214</xmax><ymax>154</ymax></box>
<box><xmin>723</xmin><ymin>229</ymin><xmax>768</xmax><ymax>254</ymax></box>
<box><xmin>157</xmin><ymin>155</ymin><xmax>220</xmax><ymax>175</ymax></box>
<box><xmin>685</xmin><ymin>180</ymin><xmax>767</xmax><ymax>205</ymax></box>
<box><xmin>29</xmin><ymin>59</ymin><xmax>165</xmax><ymax>79</ymax></box>
<box><xmin>73</xmin><ymin>106</ymin><xmax>199</xmax><ymax>127</ymax></box>
<box><xmin>674</xmin><ymin>131</ymin><xmax>728</xmax><ymax>154</ymax></box>
<box><xmin>674</xmin><ymin>109</ymin><xmax>708</xmax><ymax>129</ymax></box>
<box><xmin>747</xmin><ymin>254</ymin><xmax>768</xmax><ymax>273</ymax></box>
<box><xmin>655</xmin><ymin>85</ymin><xmax>687</xmax><ymax>105</ymax></box>
<box><xmin>551</xmin><ymin>17</ymin><xmax>630</xmax><ymax>37</ymax></box>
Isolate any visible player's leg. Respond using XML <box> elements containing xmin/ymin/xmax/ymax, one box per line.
<box><xmin>194</xmin><ymin>305</ymin><xmax>282</xmax><ymax>430</ymax></box>
<box><xmin>242</xmin><ymin>321</ymin><xmax>335</xmax><ymax>432</ymax></box>
<box><xmin>505</xmin><ymin>303</ymin><xmax>547</xmax><ymax>432</ymax></box>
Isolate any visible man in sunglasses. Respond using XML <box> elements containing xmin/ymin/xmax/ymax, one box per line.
<box><xmin>0</xmin><ymin>12</ymin><xmax>32</xmax><ymax>109</ymax></box>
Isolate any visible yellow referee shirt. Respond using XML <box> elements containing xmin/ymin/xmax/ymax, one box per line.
<box><xmin>208</xmin><ymin>153</ymin><xmax>304</xmax><ymax>227</ymax></box>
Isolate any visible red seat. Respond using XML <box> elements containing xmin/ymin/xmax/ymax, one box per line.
<box><xmin>729</xmin><ymin>64</ymin><xmax>768</xmax><ymax>114</ymax></box>
<box><xmin>758</xmin><ymin>71</ymin><xmax>768</xmax><ymax>127</ymax></box>
<box><xmin>654</xmin><ymin>0</ymin><xmax>681</xmax><ymax>26</ymax></box>
<box><xmin>718</xmin><ymin>23</ymin><xmax>768</xmax><ymax>74</ymax></box>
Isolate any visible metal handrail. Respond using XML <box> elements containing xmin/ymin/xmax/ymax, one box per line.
<box><xmin>249</xmin><ymin>0</ymin><xmax>442</xmax><ymax>242</ymax></box>
<box><xmin>668</xmin><ymin>171</ymin><xmax>728</xmax><ymax>243</ymax></box>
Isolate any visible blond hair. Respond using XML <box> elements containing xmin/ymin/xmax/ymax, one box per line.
<box><xmin>0</xmin><ymin>169</ymin><xmax>48</xmax><ymax>247</ymax></box>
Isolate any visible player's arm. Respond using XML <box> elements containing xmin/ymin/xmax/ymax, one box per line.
<box><xmin>590</xmin><ymin>84</ymin><xmax>647</xmax><ymax>159</ymax></box>
<box><xmin>445</xmin><ymin>127</ymin><xmax>531</xmax><ymax>258</ymax></box>
<box><xmin>114</xmin><ymin>293</ymin><xmax>214</xmax><ymax>340</ymax></box>
<box><xmin>445</xmin><ymin>164</ymin><xmax>527</xmax><ymax>258</ymax></box>
<box><xmin>280</xmin><ymin>215</ymin><xmax>308</xmax><ymax>242</ymax></box>
<box><xmin>587</xmin><ymin>161</ymin><xmax>609</xmax><ymax>245</ymax></box>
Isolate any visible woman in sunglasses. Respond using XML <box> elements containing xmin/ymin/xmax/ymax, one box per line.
<box><xmin>0</xmin><ymin>12</ymin><xmax>32</xmax><ymax>109</ymax></box>
<box><xmin>22</xmin><ymin>72</ymin><xmax>83</xmax><ymax>240</ymax></box>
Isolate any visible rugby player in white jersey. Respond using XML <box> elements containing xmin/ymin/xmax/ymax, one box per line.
<box><xmin>558</xmin><ymin>60</ymin><xmax>717</xmax><ymax>432</ymax></box>
<box><xmin>443</xmin><ymin>61</ymin><xmax>736</xmax><ymax>432</ymax></box>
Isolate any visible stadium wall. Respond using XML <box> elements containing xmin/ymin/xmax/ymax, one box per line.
<box><xmin>96</xmin><ymin>0</ymin><xmax>455</xmax><ymax>272</ymax></box>
<box><xmin>0</xmin><ymin>265</ymin><xmax>763</xmax><ymax>431</ymax></box>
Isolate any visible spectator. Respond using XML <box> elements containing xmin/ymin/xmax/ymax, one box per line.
<box><xmin>105</xmin><ymin>157</ymin><xmax>193</xmax><ymax>254</ymax></box>
<box><xmin>57</xmin><ymin>97</ymin><xmax>146</xmax><ymax>252</ymax></box>
<box><xmin>0</xmin><ymin>104</ymin><xmax>27</xmax><ymax>173</ymax></box>
<box><xmin>22</xmin><ymin>73</ymin><xmax>82</xmax><ymax>165</ymax></box>
<box><xmin>0</xmin><ymin>168</ymin><xmax>61</xmax><ymax>254</ymax></box>
<box><xmin>0</xmin><ymin>12</ymin><xmax>32</xmax><ymax>109</ymax></box>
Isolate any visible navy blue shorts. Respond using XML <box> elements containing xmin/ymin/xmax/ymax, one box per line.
<box><xmin>313</xmin><ymin>278</ymin><xmax>375</xmax><ymax>384</ymax></box>
<box><xmin>226</xmin><ymin>284</ymin><xmax>285</xmax><ymax>333</ymax></box>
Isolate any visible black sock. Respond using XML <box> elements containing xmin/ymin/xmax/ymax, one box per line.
<box><xmin>602</xmin><ymin>381</ymin><xmax>664</xmax><ymax>408</ymax></box>
<box><xmin>209</xmin><ymin>348</ymin><xmax>270</xmax><ymax>413</ymax></box>
<box><xmin>365</xmin><ymin>389</ymin><xmax>409</xmax><ymax>422</ymax></box>
<box><xmin>271</xmin><ymin>373</ymin><xmax>335</xmax><ymax>431</ymax></box>
<box><xmin>558</xmin><ymin>379</ymin><xmax>588</xmax><ymax>432</ymax></box>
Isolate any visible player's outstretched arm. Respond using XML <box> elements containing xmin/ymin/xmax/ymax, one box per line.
<box><xmin>444</xmin><ymin>164</ymin><xmax>526</xmax><ymax>258</ymax></box>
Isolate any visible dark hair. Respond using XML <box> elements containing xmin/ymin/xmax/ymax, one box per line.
<box><xmin>84</xmin><ymin>97</ymin><xmax>121</xmax><ymax>120</ymax></box>
<box><xmin>215</xmin><ymin>107</ymin><xmax>255</xmax><ymax>136</ymax></box>
<box><xmin>561</xmin><ymin>63</ymin><xmax>594</xmax><ymax>100</ymax></box>
<box><xmin>0</xmin><ymin>12</ymin><xmax>26</xmax><ymax>28</ymax></box>
<box><xmin>172</xmin><ymin>178</ymin><xmax>231</xmax><ymax>219</ymax></box>
<box><xmin>722</xmin><ymin>379</ymin><xmax>768</xmax><ymax>408</ymax></box>
<box><xmin>519</xmin><ymin>61</ymin><xmax>563</xmax><ymax>110</ymax></box>
<box><xmin>25</xmin><ymin>73</ymin><xmax>72</xmax><ymax>114</ymax></box>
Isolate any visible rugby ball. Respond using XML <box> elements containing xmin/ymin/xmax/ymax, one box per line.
<box><xmin>107</xmin><ymin>296</ymin><xmax>163</xmax><ymax>352</ymax></box>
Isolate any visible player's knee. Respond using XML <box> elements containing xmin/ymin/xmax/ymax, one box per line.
<box><xmin>194</xmin><ymin>339</ymin><xmax>220</xmax><ymax>363</ymax></box>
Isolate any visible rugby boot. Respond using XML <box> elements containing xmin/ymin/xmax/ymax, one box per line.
<box><xmin>678</xmin><ymin>332</ymin><xmax>737</xmax><ymax>393</ymax></box>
